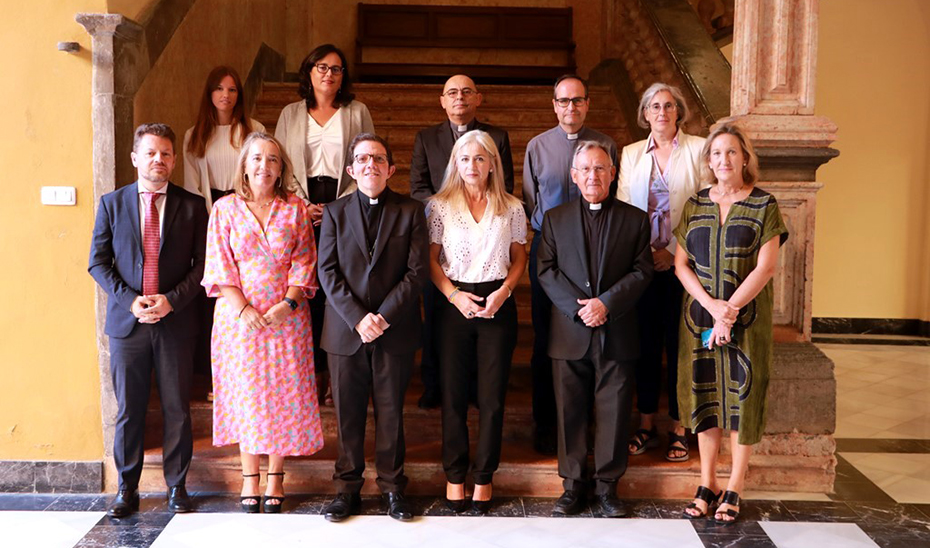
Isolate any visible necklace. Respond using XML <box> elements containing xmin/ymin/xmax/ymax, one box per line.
<box><xmin>252</xmin><ymin>198</ymin><xmax>275</xmax><ymax>209</ymax></box>
<box><xmin>715</xmin><ymin>184</ymin><xmax>745</xmax><ymax>197</ymax></box>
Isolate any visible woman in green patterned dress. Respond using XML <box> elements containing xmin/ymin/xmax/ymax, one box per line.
<box><xmin>674</xmin><ymin>122</ymin><xmax>788</xmax><ymax>524</ymax></box>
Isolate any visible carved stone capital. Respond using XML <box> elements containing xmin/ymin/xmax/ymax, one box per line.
<box><xmin>75</xmin><ymin>13</ymin><xmax>142</xmax><ymax>41</ymax></box>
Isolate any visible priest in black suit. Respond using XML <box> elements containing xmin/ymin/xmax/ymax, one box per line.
<box><xmin>318</xmin><ymin>133</ymin><xmax>430</xmax><ymax>523</ymax></box>
<box><xmin>537</xmin><ymin>141</ymin><xmax>653</xmax><ymax>518</ymax></box>
<box><xmin>88</xmin><ymin>123</ymin><xmax>208</xmax><ymax>518</ymax></box>
<box><xmin>409</xmin><ymin>74</ymin><xmax>514</xmax><ymax>409</ymax></box>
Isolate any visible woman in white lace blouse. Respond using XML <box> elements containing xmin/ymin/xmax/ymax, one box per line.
<box><xmin>427</xmin><ymin>130</ymin><xmax>527</xmax><ymax>514</ymax></box>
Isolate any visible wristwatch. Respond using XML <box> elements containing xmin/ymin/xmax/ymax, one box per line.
<box><xmin>283</xmin><ymin>297</ymin><xmax>299</xmax><ymax>310</ymax></box>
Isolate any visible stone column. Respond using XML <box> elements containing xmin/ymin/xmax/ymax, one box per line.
<box><xmin>724</xmin><ymin>0</ymin><xmax>838</xmax><ymax>494</ymax></box>
<box><xmin>729</xmin><ymin>0</ymin><xmax>839</xmax><ymax>339</ymax></box>
<box><xmin>76</xmin><ymin>13</ymin><xmax>145</xmax><ymax>491</ymax></box>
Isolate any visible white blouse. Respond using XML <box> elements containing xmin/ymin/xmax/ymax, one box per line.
<box><xmin>306</xmin><ymin>109</ymin><xmax>344</xmax><ymax>179</ymax></box>
<box><xmin>183</xmin><ymin>120</ymin><xmax>265</xmax><ymax>210</ymax></box>
<box><xmin>428</xmin><ymin>197</ymin><xmax>527</xmax><ymax>283</ymax></box>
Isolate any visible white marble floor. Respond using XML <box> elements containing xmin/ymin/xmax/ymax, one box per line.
<box><xmin>760</xmin><ymin>522</ymin><xmax>880</xmax><ymax>548</ymax></box>
<box><xmin>150</xmin><ymin>515</ymin><xmax>706</xmax><ymax>548</ymax></box>
<box><xmin>0</xmin><ymin>511</ymin><xmax>103</xmax><ymax>548</ymax></box>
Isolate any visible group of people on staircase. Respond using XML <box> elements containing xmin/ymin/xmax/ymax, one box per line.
<box><xmin>88</xmin><ymin>43</ymin><xmax>787</xmax><ymax>526</ymax></box>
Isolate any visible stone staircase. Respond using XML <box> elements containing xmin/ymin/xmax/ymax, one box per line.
<box><xmin>139</xmin><ymin>82</ymin><xmax>822</xmax><ymax>499</ymax></box>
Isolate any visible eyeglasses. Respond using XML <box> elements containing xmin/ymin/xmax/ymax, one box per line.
<box><xmin>314</xmin><ymin>63</ymin><xmax>344</xmax><ymax>75</ymax></box>
<box><xmin>571</xmin><ymin>165</ymin><xmax>610</xmax><ymax>177</ymax></box>
<box><xmin>648</xmin><ymin>102</ymin><xmax>677</xmax><ymax>113</ymax></box>
<box><xmin>443</xmin><ymin>88</ymin><xmax>476</xmax><ymax>99</ymax></box>
<box><xmin>354</xmin><ymin>153</ymin><xmax>388</xmax><ymax>165</ymax></box>
<box><xmin>554</xmin><ymin>96</ymin><xmax>588</xmax><ymax>108</ymax></box>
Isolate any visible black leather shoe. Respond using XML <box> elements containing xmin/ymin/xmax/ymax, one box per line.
<box><xmin>167</xmin><ymin>485</ymin><xmax>193</xmax><ymax>513</ymax></box>
<box><xmin>383</xmin><ymin>492</ymin><xmax>413</xmax><ymax>521</ymax></box>
<box><xmin>324</xmin><ymin>493</ymin><xmax>361</xmax><ymax>522</ymax></box>
<box><xmin>106</xmin><ymin>489</ymin><xmax>139</xmax><ymax>518</ymax></box>
<box><xmin>593</xmin><ymin>493</ymin><xmax>627</xmax><ymax>518</ymax></box>
<box><xmin>534</xmin><ymin>428</ymin><xmax>557</xmax><ymax>456</ymax></box>
<box><xmin>472</xmin><ymin>499</ymin><xmax>493</xmax><ymax>515</ymax></box>
<box><xmin>417</xmin><ymin>390</ymin><xmax>440</xmax><ymax>409</ymax></box>
<box><xmin>552</xmin><ymin>490</ymin><xmax>586</xmax><ymax>516</ymax></box>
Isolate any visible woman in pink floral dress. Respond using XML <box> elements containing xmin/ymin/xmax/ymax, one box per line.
<box><xmin>202</xmin><ymin>132</ymin><xmax>324</xmax><ymax>513</ymax></box>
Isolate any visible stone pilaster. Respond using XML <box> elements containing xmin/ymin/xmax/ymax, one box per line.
<box><xmin>725</xmin><ymin>0</ymin><xmax>838</xmax><ymax>494</ymax></box>
<box><xmin>76</xmin><ymin>13</ymin><xmax>145</xmax><ymax>491</ymax></box>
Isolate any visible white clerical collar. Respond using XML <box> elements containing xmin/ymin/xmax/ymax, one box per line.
<box><xmin>369</xmin><ymin>197</ymin><xmax>379</xmax><ymax>205</ymax></box>
<box><xmin>567</xmin><ymin>132</ymin><xmax>579</xmax><ymax>140</ymax></box>
<box><xmin>457</xmin><ymin>124</ymin><xmax>468</xmax><ymax>132</ymax></box>
<box><xmin>589</xmin><ymin>202</ymin><xmax>602</xmax><ymax>211</ymax></box>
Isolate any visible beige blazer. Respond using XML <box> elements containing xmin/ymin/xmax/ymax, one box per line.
<box><xmin>617</xmin><ymin>130</ymin><xmax>708</xmax><ymax>254</ymax></box>
<box><xmin>275</xmin><ymin>99</ymin><xmax>375</xmax><ymax>200</ymax></box>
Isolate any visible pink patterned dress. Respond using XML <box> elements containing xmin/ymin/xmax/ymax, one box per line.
<box><xmin>202</xmin><ymin>194</ymin><xmax>324</xmax><ymax>456</ymax></box>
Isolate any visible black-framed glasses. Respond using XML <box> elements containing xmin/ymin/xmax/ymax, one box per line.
<box><xmin>555</xmin><ymin>96</ymin><xmax>588</xmax><ymax>107</ymax></box>
<box><xmin>443</xmin><ymin>88</ymin><xmax>476</xmax><ymax>99</ymax></box>
<box><xmin>648</xmin><ymin>102</ymin><xmax>677</xmax><ymax>113</ymax></box>
<box><xmin>354</xmin><ymin>153</ymin><xmax>388</xmax><ymax>165</ymax></box>
<box><xmin>315</xmin><ymin>63</ymin><xmax>344</xmax><ymax>75</ymax></box>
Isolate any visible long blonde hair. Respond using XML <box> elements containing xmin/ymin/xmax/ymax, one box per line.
<box><xmin>431</xmin><ymin>130</ymin><xmax>520</xmax><ymax>216</ymax></box>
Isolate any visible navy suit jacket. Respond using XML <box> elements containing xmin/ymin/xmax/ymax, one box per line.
<box><xmin>88</xmin><ymin>182</ymin><xmax>208</xmax><ymax>339</ymax></box>
<box><xmin>317</xmin><ymin>188</ymin><xmax>430</xmax><ymax>356</ymax></box>
<box><xmin>409</xmin><ymin>119</ymin><xmax>514</xmax><ymax>203</ymax></box>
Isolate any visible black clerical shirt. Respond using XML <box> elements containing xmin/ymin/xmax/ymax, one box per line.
<box><xmin>581</xmin><ymin>197</ymin><xmax>611</xmax><ymax>292</ymax></box>
<box><xmin>357</xmin><ymin>189</ymin><xmax>383</xmax><ymax>256</ymax></box>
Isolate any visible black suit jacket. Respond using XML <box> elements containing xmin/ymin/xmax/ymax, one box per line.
<box><xmin>409</xmin><ymin>119</ymin><xmax>514</xmax><ymax>202</ymax></box>
<box><xmin>88</xmin><ymin>182</ymin><xmax>208</xmax><ymax>339</ymax></box>
<box><xmin>537</xmin><ymin>197</ymin><xmax>654</xmax><ymax>361</ymax></box>
<box><xmin>318</xmin><ymin>188</ymin><xmax>430</xmax><ymax>356</ymax></box>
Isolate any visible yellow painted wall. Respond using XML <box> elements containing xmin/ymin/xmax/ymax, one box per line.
<box><xmin>813</xmin><ymin>0</ymin><xmax>930</xmax><ymax>321</ymax></box>
<box><xmin>0</xmin><ymin>0</ymin><xmax>108</xmax><ymax>460</ymax></box>
<box><xmin>134</xmin><ymin>0</ymin><xmax>287</xmax><ymax>189</ymax></box>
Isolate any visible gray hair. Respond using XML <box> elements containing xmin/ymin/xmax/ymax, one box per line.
<box><xmin>636</xmin><ymin>82</ymin><xmax>690</xmax><ymax>129</ymax></box>
<box><xmin>571</xmin><ymin>140</ymin><xmax>612</xmax><ymax>167</ymax></box>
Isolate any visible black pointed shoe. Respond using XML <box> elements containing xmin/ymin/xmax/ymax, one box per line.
<box><xmin>552</xmin><ymin>490</ymin><xmax>586</xmax><ymax>516</ymax></box>
<box><xmin>167</xmin><ymin>485</ymin><xmax>192</xmax><ymax>513</ymax></box>
<box><xmin>384</xmin><ymin>492</ymin><xmax>414</xmax><ymax>521</ymax></box>
<box><xmin>324</xmin><ymin>492</ymin><xmax>361</xmax><ymax>522</ymax></box>
<box><xmin>107</xmin><ymin>489</ymin><xmax>139</xmax><ymax>518</ymax></box>
<box><xmin>593</xmin><ymin>493</ymin><xmax>627</xmax><ymax>518</ymax></box>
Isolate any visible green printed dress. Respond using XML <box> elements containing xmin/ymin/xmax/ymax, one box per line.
<box><xmin>673</xmin><ymin>187</ymin><xmax>788</xmax><ymax>445</ymax></box>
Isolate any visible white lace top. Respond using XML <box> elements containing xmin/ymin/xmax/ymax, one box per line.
<box><xmin>427</xmin><ymin>197</ymin><xmax>527</xmax><ymax>283</ymax></box>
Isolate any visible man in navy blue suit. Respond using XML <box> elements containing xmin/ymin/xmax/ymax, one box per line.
<box><xmin>89</xmin><ymin>123</ymin><xmax>208</xmax><ymax>517</ymax></box>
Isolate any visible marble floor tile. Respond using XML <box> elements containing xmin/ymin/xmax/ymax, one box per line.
<box><xmin>759</xmin><ymin>522</ymin><xmax>879</xmax><ymax>548</ymax></box>
<box><xmin>151</xmin><ymin>514</ymin><xmax>706</xmax><ymax>548</ymax></box>
<box><xmin>0</xmin><ymin>493</ymin><xmax>61</xmax><ymax>511</ymax></box>
<box><xmin>841</xmin><ymin>453</ymin><xmax>930</xmax><ymax>504</ymax></box>
<box><xmin>781</xmin><ymin>501</ymin><xmax>859</xmax><ymax>522</ymax></box>
<box><xmin>0</xmin><ymin>510</ymin><xmax>104</xmax><ymax>548</ymax></box>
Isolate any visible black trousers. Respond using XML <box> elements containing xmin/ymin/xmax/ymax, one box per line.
<box><xmin>329</xmin><ymin>344</ymin><xmax>413</xmax><ymax>494</ymax></box>
<box><xmin>438</xmin><ymin>280</ymin><xmax>517</xmax><ymax>485</ymax></box>
<box><xmin>553</xmin><ymin>334</ymin><xmax>634</xmax><ymax>495</ymax></box>
<box><xmin>634</xmin><ymin>268</ymin><xmax>683</xmax><ymax>421</ymax></box>
<box><xmin>109</xmin><ymin>323</ymin><xmax>195</xmax><ymax>491</ymax></box>
<box><xmin>528</xmin><ymin>232</ymin><xmax>556</xmax><ymax>432</ymax></box>
<box><xmin>308</xmin><ymin>176</ymin><xmax>338</xmax><ymax>377</ymax></box>
<box><xmin>419</xmin><ymin>284</ymin><xmax>441</xmax><ymax>395</ymax></box>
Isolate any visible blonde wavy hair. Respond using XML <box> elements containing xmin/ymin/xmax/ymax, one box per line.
<box><xmin>699</xmin><ymin>121</ymin><xmax>760</xmax><ymax>186</ymax></box>
<box><xmin>431</xmin><ymin>130</ymin><xmax>520</xmax><ymax>216</ymax></box>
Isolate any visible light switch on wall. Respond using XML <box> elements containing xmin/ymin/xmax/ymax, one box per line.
<box><xmin>41</xmin><ymin>186</ymin><xmax>76</xmax><ymax>206</ymax></box>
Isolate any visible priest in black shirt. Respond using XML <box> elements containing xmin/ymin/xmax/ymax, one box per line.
<box><xmin>537</xmin><ymin>141</ymin><xmax>653</xmax><ymax>518</ymax></box>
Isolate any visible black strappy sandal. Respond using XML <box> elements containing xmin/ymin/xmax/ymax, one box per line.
<box><xmin>263</xmin><ymin>471</ymin><xmax>286</xmax><ymax>514</ymax></box>
<box><xmin>666</xmin><ymin>431</ymin><xmax>690</xmax><ymax>462</ymax></box>
<box><xmin>714</xmin><ymin>490</ymin><xmax>741</xmax><ymax>525</ymax></box>
<box><xmin>683</xmin><ymin>486</ymin><xmax>722</xmax><ymax>519</ymax></box>
<box><xmin>240</xmin><ymin>473</ymin><xmax>261</xmax><ymax>513</ymax></box>
<box><xmin>628</xmin><ymin>427</ymin><xmax>659</xmax><ymax>455</ymax></box>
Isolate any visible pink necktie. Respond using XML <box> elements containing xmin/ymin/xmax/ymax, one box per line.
<box><xmin>142</xmin><ymin>192</ymin><xmax>160</xmax><ymax>295</ymax></box>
